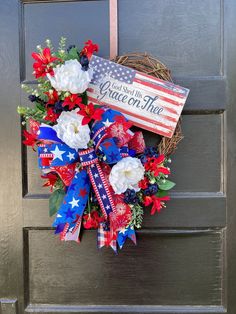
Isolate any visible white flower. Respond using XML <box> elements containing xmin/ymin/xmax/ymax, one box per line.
<box><xmin>47</xmin><ymin>59</ymin><xmax>93</xmax><ymax>94</ymax></box>
<box><xmin>53</xmin><ymin>109</ymin><xmax>90</xmax><ymax>150</ymax></box>
<box><xmin>109</xmin><ymin>157</ymin><xmax>145</xmax><ymax>194</ymax></box>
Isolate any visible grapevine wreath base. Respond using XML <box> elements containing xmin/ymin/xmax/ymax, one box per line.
<box><xmin>18</xmin><ymin>39</ymin><xmax>183</xmax><ymax>253</ymax></box>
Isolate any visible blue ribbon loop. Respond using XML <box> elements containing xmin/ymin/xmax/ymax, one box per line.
<box><xmin>37</xmin><ymin>109</ymin><xmax>132</xmax><ymax>238</ymax></box>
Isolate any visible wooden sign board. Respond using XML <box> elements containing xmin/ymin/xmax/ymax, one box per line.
<box><xmin>87</xmin><ymin>56</ymin><xmax>189</xmax><ymax>138</ymax></box>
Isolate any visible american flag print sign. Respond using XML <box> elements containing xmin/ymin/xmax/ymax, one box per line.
<box><xmin>87</xmin><ymin>55</ymin><xmax>190</xmax><ymax>138</ymax></box>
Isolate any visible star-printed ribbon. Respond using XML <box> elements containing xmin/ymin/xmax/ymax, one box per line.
<box><xmin>37</xmin><ymin>109</ymin><xmax>145</xmax><ymax>249</ymax></box>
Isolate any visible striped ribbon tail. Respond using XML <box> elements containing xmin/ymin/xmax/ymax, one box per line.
<box><xmin>79</xmin><ymin>148</ymin><xmax>117</xmax><ymax>220</ymax></box>
<box><xmin>97</xmin><ymin>223</ymin><xmax>117</xmax><ymax>253</ymax></box>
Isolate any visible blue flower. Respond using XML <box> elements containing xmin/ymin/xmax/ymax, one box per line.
<box><xmin>143</xmin><ymin>183</ymin><xmax>158</xmax><ymax>196</ymax></box>
<box><xmin>80</xmin><ymin>55</ymin><xmax>89</xmax><ymax>71</ymax></box>
<box><xmin>124</xmin><ymin>189</ymin><xmax>139</xmax><ymax>204</ymax></box>
<box><xmin>144</xmin><ymin>147</ymin><xmax>159</xmax><ymax>158</ymax></box>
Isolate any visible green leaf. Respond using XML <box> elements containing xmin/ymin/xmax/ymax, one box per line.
<box><xmin>158</xmin><ymin>180</ymin><xmax>176</xmax><ymax>191</ymax></box>
<box><xmin>49</xmin><ymin>189</ymin><xmax>65</xmax><ymax>217</ymax></box>
<box><xmin>66</xmin><ymin>47</ymin><xmax>79</xmax><ymax>60</ymax></box>
<box><xmin>156</xmin><ymin>190</ymin><xmax>169</xmax><ymax>198</ymax></box>
<box><xmin>82</xmin><ymin>92</ymin><xmax>88</xmax><ymax>105</ymax></box>
<box><xmin>35</xmin><ymin>102</ymin><xmax>46</xmax><ymax>112</ymax></box>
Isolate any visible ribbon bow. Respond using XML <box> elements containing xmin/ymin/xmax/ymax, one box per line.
<box><xmin>37</xmin><ymin>109</ymin><xmax>145</xmax><ymax>250</ymax></box>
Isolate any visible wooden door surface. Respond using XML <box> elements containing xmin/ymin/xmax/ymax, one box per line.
<box><xmin>0</xmin><ymin>0</ymin><xmax>236</xmax><ymax>313</ymax></box>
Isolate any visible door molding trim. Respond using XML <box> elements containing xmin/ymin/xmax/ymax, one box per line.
<box><xmin>25</xmin><ymin>304</ymin><xmax>226</xmax><ymax>314</ymax></box>
<box><xmin>0</xmin><ymin>300</ymin><xmax>18</xmax><ymax>314</ymax></box>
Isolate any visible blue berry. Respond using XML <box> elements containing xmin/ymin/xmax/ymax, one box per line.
<box><xmin>54</xmin><ymin>100</ymin><xmax>65</xmax><ymax>113</ymax></box>
<box><xmin>143</xmin><ymin>183</ymin><xmax>158</xmax><ymax>196</ymax></box>
<box><xmin>28</xmin><ymin>95</ymin><xmax>45</xmax><ymax>105</ymax></box>
<box><xmin>80</xmin><ymin>55</ymin><xmax>89</xmax><ymax>71</ymax></box>
<box><xmin>144</xmin><ymin>147</ymin><xmax>159</xmax><ymax>158</ymax></box>
<box><xmin>124</xmin><ymin>189</ymin><xmax>139</xmax><ymax>204</ymax></box>
<box><xmin>140</xmin><ymin>154</ymin><xmax>147</xmax><ymax>165</ymax></box>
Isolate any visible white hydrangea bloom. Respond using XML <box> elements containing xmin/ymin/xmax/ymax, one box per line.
<box><xmin>53</xmin><ymin>109</ymin><xmax>90</xmax><ymax>150</ymax></box>
<box><xmin>47</xmin><ymin>59</ymin><xmax>93</xmax><ymax>94</ymax></box>
<box><xmin>109</xmin><ymin>157</ymin><xmax>145</xmax><ymax>194</ymax></box>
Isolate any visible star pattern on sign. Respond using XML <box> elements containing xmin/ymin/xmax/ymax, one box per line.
<box><xmin>68</xmin><ymin>197</ymin><xmax>80</xmax><ymax>208</ymax></box>
<box><xmin>98</xmin><ymin>183</ymin><xmax>103</xmax><ymax>189</ymax></box>
<box><xmin>51</xmin><ymin>145</ymin><xmax>66</xmax><ymax>161</ymax></box>
<box><xmin>90</xmin><ymin>56</ymin><xmax>135</xmax><ymax>84</ymax></box>
<box><xmin>102</xmin><ymin>194</ymin><xmax>107</xmax><ymax>200</ymax></box>
<box><xmin>94</xmin><ymin>173</ymin><xmax>99</xmax><ymax>178</ymax></box>
<box><xmin>67</xmin><ymin>152</ymin><xmax>75</xmax><ymax>161</ymax></box>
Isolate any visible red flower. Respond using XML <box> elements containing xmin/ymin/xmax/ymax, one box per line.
<box><xmin>44</xmin><ymin>90</ymin><xmax>59</xmax><ymax>106</ymax></box>
<box><xmin>144</xmin><ymin>195</ymin><xmax>170</xmax><ymax>215</ymax></box>
<box><xmin>81</xmin><ymin>40</ymin><xmax>99</xmax><ymax>59</ymax></box>
<box><xmin>44</xmin><ymin>108</ymin><xmax>59</xmax><ymax>123</ymax></box>
<box><xmin>144</xmin><ymin>154</ymin><xmax>170</xmax><ymax>177</ymax></box>
<box><xmin>138</xmin><ymin>177</ymin><xmax>149</xmax><ymax>189</ymax></box>
<box><xmin>62</xmin><ymin>94</ymin><xmax>82</xmax><ymax>110</ymax></box>
<box><xmin>41</xmin><ymin>173</ymin><xmax>58</xmax><ymax>191</ymax></box>
<box><xmin>83</xmin><ymin>211</ymin><xmax>104</xmax><ymax>229</ymax></box>
<box><xmin>22</xmin><ymin>130</ymin><xmax>37</xmax><ymax>148</ymax></box>
<box><xmin>32</xmin><ymin>47</ymin><xmax>59</xmax><ymax>78</ymax></box>
<box><xmin>78</xmin><ymin>103</ymin><xmax>104</xmax><ymax>125</ymax></box>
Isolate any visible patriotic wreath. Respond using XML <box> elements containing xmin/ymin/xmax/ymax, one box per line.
<box><xmin>18</xmin><ymin>38</ymin><xmax>180</xmax><ymax>253</ymax></box>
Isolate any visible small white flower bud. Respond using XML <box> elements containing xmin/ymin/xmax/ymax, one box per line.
<box><xmin>64</xmin><ymin>92</ymin><xmax>70</xmax><ymax>97</ymax></box>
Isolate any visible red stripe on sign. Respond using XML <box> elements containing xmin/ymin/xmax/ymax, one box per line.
<box><xmin>162</xmin><ymin>115</ymin><xmax>178</xmax><ymax>123</ymax></box>
<box><xmin>134</xmin><ymin>77</ymin><xmax>185</xmax><ymax>100</ymax></box>
<box><xmin>132</xmin><ymin>81</ymin><xmax>183</xmax><ymax>108</ymax></box>
<box><xmin>136</xmin><ymin>72</ymin><xmax>187</xmax><ymax>98</ymax></box>
<box><xmin>87</xmin><ymin>95</ymin><xmax>174</xmax><ymax>132</ymax></box>
<box><xmin>88</xmin><ymin>86</ymin><xmax>180</xmax><ymax>115</ymax></box>
<box><xmin>88</xmin><ymin>89</ymin><xmax>179</xmax><ymax>121</ymax></box>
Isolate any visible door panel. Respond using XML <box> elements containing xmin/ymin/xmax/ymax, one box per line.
<box><xmin>26</xmin><ymin>230</ymin><xmax>222</xmax><ymax>306</ymax></box>
<box><xmin>1</xmin><ymin>0</ymin><xmax>236</xmax><ymax>314</ymax></box>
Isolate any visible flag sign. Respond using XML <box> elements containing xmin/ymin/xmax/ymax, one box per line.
<box><xmin>87</xmin><ymin>55</ymin><xmax>189</xmax><ymax>138</ymax></box>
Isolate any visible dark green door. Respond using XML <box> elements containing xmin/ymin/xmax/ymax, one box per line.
<box><xmin>1</xmin><ymin>0</ymin><xmax>236</xmax><ymax>313</ymax></box>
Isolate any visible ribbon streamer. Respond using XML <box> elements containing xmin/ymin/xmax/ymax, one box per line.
<box><xmin>37</xmin><ymin>109</ymin><xmax>145</xmax><ymax>250</ymax></box>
